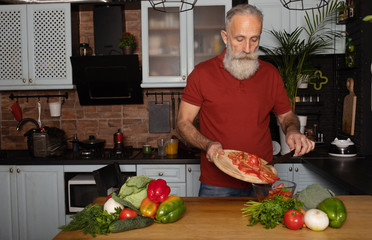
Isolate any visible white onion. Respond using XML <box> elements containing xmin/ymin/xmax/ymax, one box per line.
<box><xmin>304</xmin><ymin>209</ymin><xmax>329</xmax><ymax>231</ymax></box>
<box><xmin>103</xmin><ymin>198</ymin><xmax>124</xmax><ymax>214</ymax></box>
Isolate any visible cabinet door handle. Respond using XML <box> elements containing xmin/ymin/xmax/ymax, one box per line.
<box><xmin>17</xmin><ymin>168</ymin><xmax>21</xmax><ymax>173</ymax></box>
<box><xmin>158</xmin><ymin>172</ymin><xmax>164</xmax><ymax>176</ymax></box>
<box><xmin>22</xmin><ymin>78</ymin><xmax>27</xmax><ymax>83</ymax></box>
<box><xmin>182</xmin><ymin>75</ymin><xmax>186</xmax><ymax>80</ymax></box>
<box><xmin>188</xmin><ymin>167</ymin><xmax>191</xmax><ymax>172</ymax></box>
<box><xmin>9</xmin><ymin>168</ymin><xmax>13</xmax><ymax>173</ymax></box>
<box><xmin>295</xmin><ymin>167</ymin><xmax>299</xmax><ymax>172</ymax></box>
<box><xmin>29</xmin><ymin>78</ymin><xmax>33</xmax><ymax>83</ymax></box>
<box><xmin>289</xmin><ymin>167</ymin><xmax>293</xmax><ymax>172</ymax></box>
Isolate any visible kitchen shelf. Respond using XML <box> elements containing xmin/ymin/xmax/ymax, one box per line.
<box><xmin>149</xmin><ymin>54</ymin><xmax>180</xmax><ymax>57</ymax></box>
<box><xmin>295</xmin><ymin>102</ymin><xmax>323</xmax><ymax>106</ymax></box>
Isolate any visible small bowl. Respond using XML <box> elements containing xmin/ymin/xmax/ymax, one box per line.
<box><xmin>252</xmin><ymin>180</ymin><xmax>296</xmax><ymax>202</ymax></box>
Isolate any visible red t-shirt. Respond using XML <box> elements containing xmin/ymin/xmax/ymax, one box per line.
<box><xmin>182</xmin><ymin>50</ymin><xmax>291</xmax><ymax>188</ymax></box>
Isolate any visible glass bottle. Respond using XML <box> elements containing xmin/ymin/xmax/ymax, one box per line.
<box><xmin>79</xmin><ymin>43</ymin><xmax>93</xmax><ymax>56</ymax></box>
<box><xmin>345</xmin><ymin>38</ymin><xmax>355</xmax><ymax>68</ymax></box>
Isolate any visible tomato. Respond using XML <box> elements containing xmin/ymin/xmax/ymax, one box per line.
<box><xmin>284</xmin><ymin>209</ymin><xmax>304</xmax><ymax>230</ymax></box>
<box><xmin>119</xmin><ymin>208</ymin><xmax>138</xmax><ymax>220</ymax></box>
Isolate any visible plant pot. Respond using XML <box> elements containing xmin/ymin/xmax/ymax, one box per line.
<box><xmin>122</xmin><ymin>46</ymin><xmax>133</xmax><ymax>55</ymax></box>
<box><xmin>298</xmin><ymin>74</ymin><xmax>309</xmax><ymax>89</ymax></box>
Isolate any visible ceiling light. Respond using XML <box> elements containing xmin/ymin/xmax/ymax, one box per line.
<box><xmin>147</xmin><ymin>0</ymin><xmax>198</xmax><ymax>13</ymax></box>
<box><xmin>280</xmin><ymin>0</ymin><xmax>329</xmax><ymax>10</ymax></box>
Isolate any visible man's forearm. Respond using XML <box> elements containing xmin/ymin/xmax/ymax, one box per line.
<box><xmin>176</xmin><ymin>120</ymin><xmax>212</xmax><ymax>152</ymax></box>
<box><xmin>278</xmin><ymin>111</ymin><xmax>300</xmax><ymax>134</ymax></box>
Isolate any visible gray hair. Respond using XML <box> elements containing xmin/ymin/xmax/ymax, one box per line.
<box><xmin>225</xmin><ymin>4</ymin><xmax>263</xmax><ymax>30</ymax></box>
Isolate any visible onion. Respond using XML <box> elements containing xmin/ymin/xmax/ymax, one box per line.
<box><xmin>304</xmin><ymin>209</ymin><xmax>329</xmax><ymax>231</ymax></box>
<box><xmin>104</xmin><ymin>198</ymin><xmax>124</xmax><ymax>214</ymax></box>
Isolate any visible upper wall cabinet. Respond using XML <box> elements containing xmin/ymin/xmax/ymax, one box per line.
<box><xmin>141</xmin><ymin>0</ymin><xmax>231</xmax><ymax>88</ymax></box>
<box><xmin>249</xmin><ymin>0</ymin><xmax>345</xmax><ymax>54</ymax></box>
<box><xmin>0</xmin><ymin>4</ymin><xmax>73</xmax><ymax>90</ymax></box>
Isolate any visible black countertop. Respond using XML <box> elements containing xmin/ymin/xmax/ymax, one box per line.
<box><xmin>301</xmin><ymin>146</ymin><xmax>372</xmax><ymax>195</ymax></box>
<box><xmin>0</xmin><ymin>148</ymin><xmax>201</xmax><ymax>165</ymax></box>
<box><xmin>1</xmin><ymin>147</ymin><xmax>371</xmax><ymax>195</ymax></box>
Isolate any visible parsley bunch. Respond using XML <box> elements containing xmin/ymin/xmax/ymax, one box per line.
<box><xmin>60</xmin><ymin>204</ymin><xmax>121</xmax><ymax>237</ymax></box>
<box><xmin>242</xmin><ymin>195</ymin><xmax>304</xmax><ymax>229</ymax></box>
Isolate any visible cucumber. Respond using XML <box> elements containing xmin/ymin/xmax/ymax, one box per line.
<box><xmin>109</xmin><ymin>216</ymin><xmax>154</xmax><ymax>233</ymax></box>
<box><xmin>111</xmin><ymin>192</ymin><xmax>141</xmax><ymax>215</ymax></box>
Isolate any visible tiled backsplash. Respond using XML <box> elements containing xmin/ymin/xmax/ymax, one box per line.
<box><xmin>1</xmin><ymin>89</ymin><xmax>179</xmax><ymax>150</ymax></box>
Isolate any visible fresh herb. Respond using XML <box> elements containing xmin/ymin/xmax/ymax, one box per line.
<box><xmin>241</xmin><ymin>195</ymin><xmax>304</xmax><ymax>229</ymax></box>
<box><xmin>59</xmin><ymin>204</ymin><xmax>121</xmax><ymax>237</ymax></box>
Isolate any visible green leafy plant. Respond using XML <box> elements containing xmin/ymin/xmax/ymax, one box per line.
<box><xmin>260</xmin><ymin>0</ymin><xmax>344</xmax><ymax>110</ymax></box>
<box><xmin>118</xmin><ymin>32</ymin><xmax>137</xmax><ymax>49</ymax></box>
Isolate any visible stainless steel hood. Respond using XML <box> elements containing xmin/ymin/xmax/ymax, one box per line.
<box><xmin>0</xmin><ymin>0</ymin><xmax>139</xmax><ymax>4</ymax></box>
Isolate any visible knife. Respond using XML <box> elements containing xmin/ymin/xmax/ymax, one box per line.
<box><xmin>267</xmin><ymin>149</ymin><xmax>295</xmax><ymax>165</ymax></box>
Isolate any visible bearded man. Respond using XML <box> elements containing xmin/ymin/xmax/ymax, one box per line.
<box><xmin>176</xmin><ymin>4</ymin><xmax>315</xmax><ymax>197</ymax></box>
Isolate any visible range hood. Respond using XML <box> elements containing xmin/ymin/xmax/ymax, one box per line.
<box><xmin>70</xmin><ymin>55</ymin><xmax>143</xmax><ymax>106</ymax></box>
<box><xmin>0</xmin><ymin>0</ymin><xmax>139</xmax><ymax>4</ymax></box>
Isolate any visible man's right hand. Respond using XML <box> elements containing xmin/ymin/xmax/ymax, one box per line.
<box><xmin>206</xmin><ymin>141</ymin><xmax>224</xmax><ymax>162</ymax></box>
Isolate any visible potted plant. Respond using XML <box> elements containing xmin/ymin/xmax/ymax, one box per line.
<box><xmin>118</xmin><ymin>32</ymin><xmax>137</xmax><ymax>54</ymax></box>
<box><xmin>260</xmin><ymin>0</ymin><xmax>344</xmax><ymax>111</ymax></box>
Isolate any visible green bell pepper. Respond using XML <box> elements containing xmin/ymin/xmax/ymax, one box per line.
<box><xmin>317</xmin><ymin>197</ymin><xmax>347</xmax><ymax>228</ymax></box>
<box><xmin>155</xmin><ymin>195</ymin><xmax>186</xmax><ymax>223</ymax></box>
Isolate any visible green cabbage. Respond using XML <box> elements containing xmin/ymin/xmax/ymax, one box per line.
<box><xmin>118</xmin><ymin>175</ymin><xmax>153</xmax><ymax>209</ymax></box>
<box><xmin>295</xmin><ymin>184</ymin><xmax>335</xmax><ymax>210</ymax></box>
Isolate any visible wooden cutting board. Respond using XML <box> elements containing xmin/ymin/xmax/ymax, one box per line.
<box><xmin>149</xmin><ymin>101</ymin><xmax>170</xmax><ymax>133</ymax></box>
<box><xmin>342</xmin><ymin>78</ymin><xmax>357</xmax><ymax>135</ymax></box>
<box><xmin>213</xmin><ymin>150</ymin><xmax>278</xmax><ymax>184</ymax></box>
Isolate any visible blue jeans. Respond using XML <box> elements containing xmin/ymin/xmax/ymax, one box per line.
<box><xmin>198</xmin><ymin>183</ymin><xmax>256</xmax><ymax>197</ymax></box>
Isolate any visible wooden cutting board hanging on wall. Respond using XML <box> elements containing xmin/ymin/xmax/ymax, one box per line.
<box><xmin>342</xmin><ymin>78</ymin><xmax>357</xmax><ymax>135</ymax></box>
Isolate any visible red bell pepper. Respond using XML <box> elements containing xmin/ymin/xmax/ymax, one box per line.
<box><xmin>147</xmin><ymin>179</ymin><xmax>171</xmax><ymax>203</ymax></box>
<box><xmin>140</xmin><ymin>197</ymin><xmax>159</xmax><ymax>218</ymax></box>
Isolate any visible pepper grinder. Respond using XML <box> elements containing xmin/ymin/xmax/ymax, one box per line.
<box><xmin>72</xmin><ymin>134</ymin><xmax>79</xmax><ymax>152</ymax></box>
<box><xmin>113</xmin><ymin>129</ymin><xmax>124</xmax><ymax>155</ymax></box>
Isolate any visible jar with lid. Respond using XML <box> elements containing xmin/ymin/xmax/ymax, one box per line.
<box><xmin>79</xmin><ymin>43</ymin><xmax>93</xmax><ymax>56</ymax></box>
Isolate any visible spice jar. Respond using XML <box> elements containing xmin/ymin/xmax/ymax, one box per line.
<box><xmin>79</xmin><ymin>43</ymin><xmax>93</xmax><ymax>56</ymax></box>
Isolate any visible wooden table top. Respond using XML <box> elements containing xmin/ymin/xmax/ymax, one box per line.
<box><xmin>54</xmin><ymin>195</ymin><xmax>372</xmax><ymax>240</ymax></box>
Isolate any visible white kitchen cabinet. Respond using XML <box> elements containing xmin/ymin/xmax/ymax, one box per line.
<box><xmin>141</xmin><ymin>0</ymin><xmax>231</xmax><ymax>88</ymax></box>
<box><xmin>136</xmin><ymin>164</ymin><xmax>201</xmax><ymax>197</ymax></box>
<box><xmin>248</xmin><ymin>0</ymin><xmax>294</xmax><ymax>53</ymax></box>
<box><xmin>0</xmin><ymin>4</ymin><xmax>73</xmax><ymax>90</ymax></box>
<box><xmin>0</xmin><ymin>165</ymin><xmax>65</xmax><ymax>240</ymax></box>
<box><xmin>274</xmin><ymin>163</ymin><xmax>346</xmax><ymax>195</ymax></box>
<box><xmin>186</xmin><ymin>164</ymin><xmax>200</xmax><ymax>197</ymax></box>
<box><xmin>250</xmin><ymin>0</ymin><xmax>345</xmax><ymax>54</ymax></box>
<box><xmin>137</xmin><ymin>164</ymin><xmax>187</xmax><ymax>196</ymax></box>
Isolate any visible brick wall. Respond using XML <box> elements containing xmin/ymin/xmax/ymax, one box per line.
<box><xmin>0</xmin><ymin>4</ymin><xmax>179</xmax><ymax>150</ymax></box>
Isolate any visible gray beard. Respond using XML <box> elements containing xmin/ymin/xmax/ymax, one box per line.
<box><xmin>223</xmin><ymin>45</ymin><xmax>260</xmax><ymax>80</ymax></box>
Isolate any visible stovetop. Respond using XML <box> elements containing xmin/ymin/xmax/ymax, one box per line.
<box><xmin>76</xmin><ymin>146</ymin><xmax>141</xmax><ymax>160</ymax></box>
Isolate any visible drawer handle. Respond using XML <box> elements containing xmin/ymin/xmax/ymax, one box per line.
<box><xmin>158</xmin><ymin>172</ymin><xmax>164</xmax><ymax>176</ymax></box>
<box><xmin>289</xmin><ymin>167</ymin><xmax>293</xmax><ymax>172</ymax></box>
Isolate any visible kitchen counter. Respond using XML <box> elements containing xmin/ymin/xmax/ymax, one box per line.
<box><xmin>0</xmin><ymin>149</ymin><xmax>201</xmax><ymax>165</ymax></box>
<box><xmin>53</xmin><ymin>195</ymin><xmax>372</xmax><ymax>240</ymax></box>
<box><xmin>297</xmin><ymin>146</ymin><xmax>372</xmax><ymax>195</ymax></box>
<box><xmin>1</xmin><ymin>147</ymin><xmax>372</xmax><ymax>195</ymax></box>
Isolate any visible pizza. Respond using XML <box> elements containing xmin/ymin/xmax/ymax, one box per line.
<box><xmin>213</xmin><ymin>150</ymin><xmax>279</xmax><ymax>184</ymax></box>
